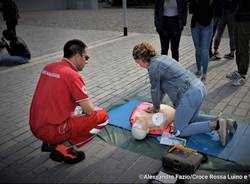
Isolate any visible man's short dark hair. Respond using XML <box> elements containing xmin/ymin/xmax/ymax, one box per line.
<box><xmin>63</xmin><ymin>39</ymin><xmax>87</xmax><ymax>59</ymax></box>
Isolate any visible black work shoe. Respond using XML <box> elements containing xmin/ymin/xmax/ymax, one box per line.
<box><xmin>50</xmin><ymin>151</ymin><xmax>64</xmax><ymax>162</ymax></box>
<box><xmin>41</xmin><ymin>142</ymin><xmax>56</xmax><ymax>152</ymax></box>
<box><xmin>224</xmin><ymin>53</ymin><xmax>234</xmax><ymax>59</ymax></box>
<box><xmin>49</xmin><ymin>144</ymin><xmax>85</xmax><ymax>164</ymax></box>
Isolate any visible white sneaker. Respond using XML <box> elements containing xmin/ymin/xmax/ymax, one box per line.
<box><xmin>201</xmin><ymin>74</ymin><xmax>206</xmax><ymax>82</ymax></box>
<box><xmin>226</xmin><ymin>71</ymin><xmax>240</xmax><ymax>80</ymax></box>
<box><xmin>232</xmin><ymin>76</ymin><xmax>245</xmax><ymax>86</ymax></box>
<box><xmin>217</xmin><ymin>118</ymin><xmax>229</xmax><ymax>146</ymax></box>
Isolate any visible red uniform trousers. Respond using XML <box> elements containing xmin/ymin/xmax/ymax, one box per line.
<box><xmin>33</xmin><ymin>109</ymin><xmax>109</xmax><ymax>146</ymax></box>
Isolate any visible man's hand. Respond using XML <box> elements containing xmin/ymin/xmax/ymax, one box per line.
<box><xmin>78</xmin><ymin>99</ymin><xmax>95</xmax><ymax>115</ymax></box>
<box><xmin>143</xmin><ymin>106</ymin><xmax>159</xmax><ymax>113</ymax></box>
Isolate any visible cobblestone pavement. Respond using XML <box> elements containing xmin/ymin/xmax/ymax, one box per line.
<box><xmin>0</xmin><ymin>8</ymin><xmax>229</xmax><ymax>64</ymax></box>
<box><xmin>0</xmin><ymin>8</ymin><xmax>249</xmax><ymax>183</ymax></box>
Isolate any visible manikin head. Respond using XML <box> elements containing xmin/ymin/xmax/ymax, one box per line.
<box><xmin>131</xmin><ymin>122</ymin><xmax>148</xmax><ymax>140</ymax></box>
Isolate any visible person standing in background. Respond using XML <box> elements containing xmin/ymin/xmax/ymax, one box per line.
<box><xmin>189</xmin><ymin>0</ymin><xmax>215</xmax><ymax>82</ymax></box>
<box><xmin>212</xmin><ymin>0</ymin><xmax>237</xmax><ymax>60</ymax></box>
<box><xmin>226</xmin><ymin>0</ymin><xmax>250</xmax><ymax>86</ymax></box>
<box><xmin>154</xmin><ymin>0</ymin><xmax>187</xmax><ymax>61</ymax></box>
<box><xmin>0</xmin><ymin>0</ymin><xmax>19</xmax><ymax>34</ymax></box>
<box><xmin>209</xmin><ymin>0</ymin><xmax>223</xmax><ymax>60</ymax></box>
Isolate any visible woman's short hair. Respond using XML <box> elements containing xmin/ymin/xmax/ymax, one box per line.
<box><xmin>132</xmin><ymin>42</ymin><xmax>156</xmax><ymax>61</ymax></box>
<box><xmin>63</xmin><ymin>39</ymin><xmax>87</xmax><ymax>59</ymax></box>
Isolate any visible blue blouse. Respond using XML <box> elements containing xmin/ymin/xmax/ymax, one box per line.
<box><xmin>148</xmin><ymin>55</ymin><xmax>200</xmax><ymax>109</ymax></box>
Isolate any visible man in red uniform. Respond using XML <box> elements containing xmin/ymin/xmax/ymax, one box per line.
<box><xmin>30</xmin><ymin>39</ymin><xmax>109</xmax><ymax>164</ymax></box>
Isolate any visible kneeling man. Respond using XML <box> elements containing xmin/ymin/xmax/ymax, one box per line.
<box><xmin>29</xmin><ymin>39</ymin><xmax>109</xmax><ymax>164</ymax></box>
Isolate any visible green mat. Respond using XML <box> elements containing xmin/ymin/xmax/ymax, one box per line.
<box><xmin>97</xmin><ymin>125</ymin><xmax>250</xmax><ymax>172</ymax></box>
<box><xmin>100</xmin><ymin>95</ymin><xmax>250</xmax><ymax>171</ymax></box>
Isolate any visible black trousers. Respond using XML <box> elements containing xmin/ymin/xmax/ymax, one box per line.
<box><xmin>6</xmin><ymin>19</ymin><xmax>18</xmax><ymax>35</ymax></box>
<box><xmin>235</xmin><ymin>21</ymin><xmax>250</xmax><ymax>76</ymax></box>
<box><xmin>158</xmin><ymin>16</ymin><xmax>182</xmax><ymax>61</ymax></box>
<box><xmin>209</xmin><ymin>16</ymin><xmax>220</xmax><ymax>57</ymax></box>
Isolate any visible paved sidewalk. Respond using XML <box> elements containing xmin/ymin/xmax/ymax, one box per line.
<box><xmin>0</xmin><ymin>31</ymin><xmax>250</xmax><ymax>183</ymax></box>
<box><xmin>0</xmin><ymin>25</ymin><xmax>123</xmax><ymax>71</ymax></box>
<box><xmin>0</xmin><ymin>8</ymin><xmax>249</xmax><ymax>183</ymax></box>
<box><xmin>0</xmin><ymin>8</ymin><xmax>230</xmax><ymax>56</ymax></box>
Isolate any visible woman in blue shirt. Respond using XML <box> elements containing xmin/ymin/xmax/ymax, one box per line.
<box><xmin>132</xmin><ymin>42</ymin><xmax>235</xmax><ymax>146</ymax></box>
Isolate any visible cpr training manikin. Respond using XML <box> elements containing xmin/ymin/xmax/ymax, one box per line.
<box><xmin>131</xmin><ymin>104</ymin><xmax>175</xmax><ymax>140</ymax></box>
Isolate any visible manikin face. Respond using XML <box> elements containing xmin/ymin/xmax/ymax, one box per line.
<box><xmin>75</xmin><ymin>48</ymin><xmax>89</xmax><ymax>71</ymax></box>
<box><xmin>135</xmin><ymin>59</ymin><xmax>149</xmax><ymax>69</ymax></box>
